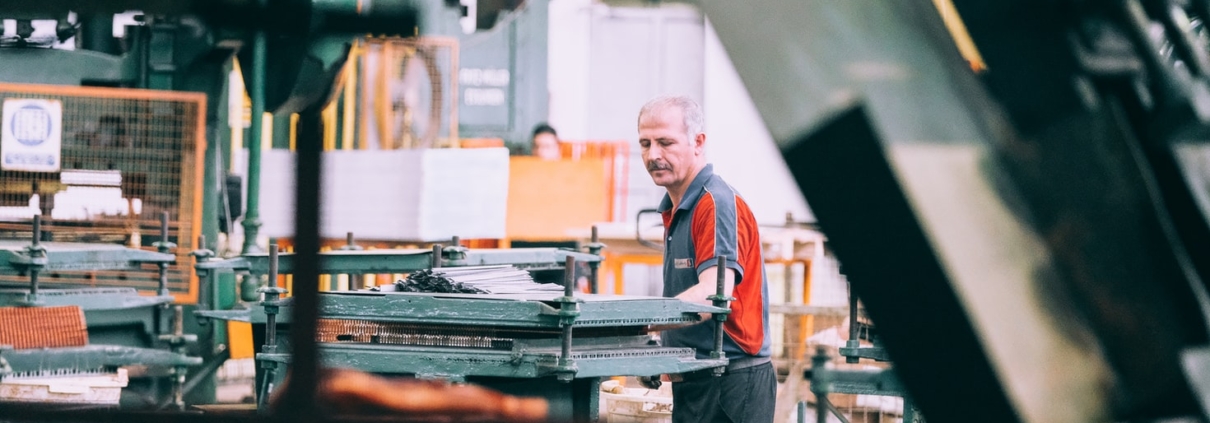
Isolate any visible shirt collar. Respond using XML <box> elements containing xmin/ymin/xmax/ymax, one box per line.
<box><xmin>656</xmin><ymin>164</ymin><xmax>714</xmax><ymax>214</ymax></box>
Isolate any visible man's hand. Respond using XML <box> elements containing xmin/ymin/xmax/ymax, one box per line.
<box><xmin>637</xmin><ymin>375</ymin><xmax>663</xmax><ymax>390</ymax></box>
<box><xmin>675</xmin><ymin>265</ymin><xmax>736</xmax><ymax>320</ymax></box>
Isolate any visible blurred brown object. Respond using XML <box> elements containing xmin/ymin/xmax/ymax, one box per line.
<box><xmin>272</xmin><ymin>368</ymin><xmax>549</xmax><ymax>422</ymax></box>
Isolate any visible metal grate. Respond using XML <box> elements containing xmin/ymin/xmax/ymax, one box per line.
<box><xmin>0</xmin><ymin>305</ymin><xmax>88</xmax><ymax>349</ymax></box>
<box><xmin>0</xmin><ymin>83</ymin><xmax>205</xmax><ymax>301</ymax></box>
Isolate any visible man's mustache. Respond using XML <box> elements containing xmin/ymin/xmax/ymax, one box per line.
<box><xmin>647</xmin><ymin>161</ymin><xmax>671</xmax><ymax>172</ymax></box>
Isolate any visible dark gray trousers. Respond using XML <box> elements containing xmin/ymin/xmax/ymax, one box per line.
<box><xmin>671</xmin><ymin>362</ymin><xmax>776</xmax><ymax>423</ymax></box>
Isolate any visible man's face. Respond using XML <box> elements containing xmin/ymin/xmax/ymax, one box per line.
<box><xmin>639</xmin><ymin>107</ymin><xmax>701</xmax><ymax>188</ymax></box>
<box><xmin>533</xmin><ymin>132</ymin><xmax>560</xmax><ymax>161</ymax></box>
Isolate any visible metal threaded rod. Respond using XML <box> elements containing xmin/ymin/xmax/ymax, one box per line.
<box><xmin>848</xmin><ymin>280</ymin><xmax>857</xmax><ymax>341</ymax></box>
<box><xmin>160</xmin><ymin>211</ymin><xmax>169</xmax><ymax>243</ymax></box>
<box><xmin>589</xmin><ymin>226</ymin><xmax>600</xmax><ymax>294</ymax></box>
<box><xmin>564</xmin><ymin>256</ymin><xmax>576</xmax><ymax>298</ymax></box>
<box><xmin>31</xmin><ymin>214</ymin><xmax>39</xmax><ymax>247</ymax></box>
<box><xmin>344</xmin><ymin>232</ymin><xmax>358</xmax><ymax>290</ymax></box>
<box><xmin>269</xmin><ymin>244</ymin><xmax>279</xmax><ymax>288</ymax></box>
<box><xmin>197</xmin><ymin>235</ymin><xmax>207</xmax><ymax>306</ymax></box>
<box><xmin>265</xmin><ymin>244</ymin><xmax>279</xmax><ymax>350</ymax></box>
<box><xmin>29</xmin><ymin>215</ymin><xmax>40</xmax><ymax>298</ymax></box>
<box><xmin>713</xmin><ymin>255</ymin><xmax>726</xmax><ymax>357</ymax></box>
<box><xmin>847</xmin><ymin>278</ymin><xmax>859</xmax><ymax>364</ymax></box>
<box><xmin>157</xmin><ymin>211</ymin><xmax>170</xmax><ymax>295</ymax></box>
<box><xmin>560</xmin><ymin>256</ymin><xmax>576</xmax><ymax>367</ymax></box>
<box><xmin>811</xmin><ymin>346</ymin><xmax>831</xmax><ymax>423</ymax></box>
<box><xmin>173</xmin><ymin>305</ymin><xmax>184</xmax><ymax>335</ymax></box>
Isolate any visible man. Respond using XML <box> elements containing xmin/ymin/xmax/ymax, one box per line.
<box><xmin>637</xmin><ymin>95</ymin><xmax>775</xmax><ymax>423</ymax></box>
<box><xmin>530</xmin><ymin>122</ymin><xmax>561</xmax><ymax>160</ymax></box>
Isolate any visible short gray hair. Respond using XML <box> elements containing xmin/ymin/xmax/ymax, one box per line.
<box><xmin>638</xmin><ymin>95</ymin><xmax>703</xmax><ymax>140</ymax></box>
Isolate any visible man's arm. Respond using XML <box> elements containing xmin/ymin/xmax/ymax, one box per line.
<box><xmin>675</xmin><ymin>265</ymin><xmax>736</xmax><ymax>321</ymax></box>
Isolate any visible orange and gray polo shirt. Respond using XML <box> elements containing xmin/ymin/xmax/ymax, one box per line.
<box><xmin>659</xmin><ymin>164</ymin><xmax>772</xmax><ymax>359</ymax></box>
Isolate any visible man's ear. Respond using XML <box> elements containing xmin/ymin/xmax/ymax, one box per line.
<box><xmin>694</xmin><ymin>133</ymin><xmax>706</xmax><ymax>155</ymax></box>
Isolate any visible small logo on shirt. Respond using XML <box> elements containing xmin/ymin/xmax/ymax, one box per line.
<box><xmin>674</xmin><ymin>258</ymin><xmax>694</xmax><ymax>269</ymax></box>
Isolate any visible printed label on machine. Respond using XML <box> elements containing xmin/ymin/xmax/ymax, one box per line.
<box><xmin>1</xmin><ymin>99</ymin><xmax>63</xmax><ymax>172</ymax></box>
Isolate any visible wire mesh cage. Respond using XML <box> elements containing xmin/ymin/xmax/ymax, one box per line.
<box><xmin>0</xmin><ymin>83</ymin><xmax>204</xmax><ymax>301</ymax></box>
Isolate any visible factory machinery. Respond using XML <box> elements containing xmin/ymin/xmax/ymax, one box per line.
<box><xmin>195</xmin><ymin>241</ymin><xmax>735</xmax><ymax>422</ymax></box>
<box><xmin>0</xmin><ymin>0</ymin><xmax>502</xmax><ymax>413</ymax></box>
<box><xmin>802</xmin><ymin>289</ymin><xmax>922</xmax><ymax>423</ymax></box>
<box><xmin>0</xmin><ymin>215</ymin><xmax>200</xmax><ymax>409</ymax></box>
<box><xmin>20</xmin><ymin>0</ymin><xmax>1210</xmax><ymax>421</ymax></box>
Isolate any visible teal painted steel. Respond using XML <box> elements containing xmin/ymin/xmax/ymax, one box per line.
<box><xmin>0</xmin><ymin>240</ymin><xmax>174</xmax><ymax>272</ymax></box>
<box><xmin>0</xmin><ymin>48</ymin><xmax>133</xmax><ymax>86</ymax></box>
<box><xmin>198</xmin><ymin>291</ymin><xmax>721</xmax><ymax>327</ymax></box>
<box><xmin>241</xmin><ymin>30</ymin><xmax>267</xmax><ymax>255</ymax></box>
<box><xmin>2</xmin><ymin>345</ymin><xmax>202</xmax><ymax>375</ymax></box>
<box><xmin>316</xmin><ymin>343</ymin><xmax>726</xmax><ymax>379</ymax></box>
<box><xmin>197</xmin><ymin>248</ymin><xmax>600</xmax><ymax>274</ymax></box>
<box><xmin>321</xmin><ymin>291</ymin><xmax>717</xmax><ymax>328</ymax></box>
<box><xmin>0</xmin><ymin>287</ymin><xmax>172</xmax><ymax>310</ymax></box>
<box><xmin>195</xmin><ymin>307</ymin><xmax>256</xmax><ymax>323</ymax></box>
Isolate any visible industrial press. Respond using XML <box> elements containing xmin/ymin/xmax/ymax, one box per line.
<box><xmin>0</xmin><ymin>215</ymin><xmax>201</xmax><ymax>409</ymax></box>
<box><xmin>197</xmin><ymin>243</ymin><xmax>734</xmax><ymax>422</ymax></box>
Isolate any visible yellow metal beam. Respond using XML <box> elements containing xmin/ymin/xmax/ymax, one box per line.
<box><xmin>932</xmin><ymin>0</ymin><xmax>987</xmax><ymax>71</ymax></box>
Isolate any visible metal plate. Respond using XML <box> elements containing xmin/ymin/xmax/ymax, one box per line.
<box><xmin>1</xmin><ymin>345</ymin><xmax>201</xmax><ymax>375</ymax></box>
<box><xmin>270</xmin><ymin>343</ymin><xmax>725</xmax><ymax>379</ymax></box>
<box><xmin>218</xmin><ymin>291</ymin><xmax>722</xmax><ymax>328</ymax></box>
<box><xmin>197</xmin><ymin>248</ymin><xmax>600</xmax><ymax>274</ymax></box>
<box><xmin>0</xmin><ymin>287</ymin><xmax>172</xmax><ymax>310</ymax></box>
<box><xmin>0</xmin><ymin>241</ymin><xmax>174</xmax><ymax>271</ymax></box>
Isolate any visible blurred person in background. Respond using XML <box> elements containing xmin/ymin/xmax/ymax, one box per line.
<box><xmin>531</xmin><ymin>123</ymin><xmax>561</xmax><ymax>160</ymax></box>
<box><xmin>522</xmin><ymin>122</ymin><xmax>593</xmax><ymax>290</ymax></box>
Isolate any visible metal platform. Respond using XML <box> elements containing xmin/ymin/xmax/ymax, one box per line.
<box><xmin>0</xmin><ymin>287</ymin><xmax>172</xmax><ymax>310</ymax></box>
<box><xmin>200</xmin><ymin>291</ymin><xmax>716</xmax><ymax>327</ymax></box>
<box><xmin>1</xmin><ymin>345</ymin><xmax>201</xmax><ymax>375</ymax></box>
<box><xmin>0</xmin><ymin>240</ymin><xmax>174</xmax><ymax>272</ymax></box>
<box><xmin>195</xmin><ymin>248</ymin><xmax>599</xmax><ymax>275</ymax></box>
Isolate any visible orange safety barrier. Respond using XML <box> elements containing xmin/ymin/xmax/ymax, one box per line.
<box><xmin>559</xmin><ymin>141</ymin><xmax>629</xmax><ymax>222</ymax></box>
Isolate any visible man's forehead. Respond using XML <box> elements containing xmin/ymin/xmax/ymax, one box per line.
<box><xmin>639</xmin><ymin>108</ymin><xmax>686</xmax><ymax>132</ymax></box>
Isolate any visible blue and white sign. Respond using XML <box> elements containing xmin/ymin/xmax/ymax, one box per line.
<box><xmin>1</xmin><ymin>99</ymin><xmax>62</xmax><ymax>172</ymax></box>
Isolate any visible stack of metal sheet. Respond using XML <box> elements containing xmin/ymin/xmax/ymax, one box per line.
<box><xmin>384</xmin><ymin>265</ymin><xmax>562</xmax><ymax>294</ymax></box>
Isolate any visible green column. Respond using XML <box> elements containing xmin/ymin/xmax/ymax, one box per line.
<box><xmin>241</xmin><ymin>30</ymin><xmax>267</xmax><ymax>255</ymax></box>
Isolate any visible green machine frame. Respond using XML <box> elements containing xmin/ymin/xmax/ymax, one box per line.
<box><xmin>196</xmin><ymin>244</ymin><xmax>733</xmax><ymax>422</ymax></box>
<box><xmin>0</xmin><ymin>216</ymin><xmax>202</xmax><ymax>410</ymax></box>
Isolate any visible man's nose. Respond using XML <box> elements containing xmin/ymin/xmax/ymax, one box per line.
<box><xmin>645</xmin><ymin>147</ymin><xmax>661</xmax><ymax>161</ymax></box>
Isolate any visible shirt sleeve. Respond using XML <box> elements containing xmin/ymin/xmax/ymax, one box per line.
<box><xmin>691</xmin><ymin>190</ymin><xmax>746</xmax><ymax>282</ymax></box>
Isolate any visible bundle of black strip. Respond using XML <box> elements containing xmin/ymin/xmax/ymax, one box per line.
<box><xmin>391</xmin><ymin>265</ymin><xmax>564</xmax><ymax>294</ymax></box>
<box><xmin>395</xmin><ymin>269</ymin><xmax>487</xmax><ymax>294</ymax></box>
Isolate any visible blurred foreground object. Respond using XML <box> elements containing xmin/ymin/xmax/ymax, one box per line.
<box><xmin>702</xmin><ymin>0</ymin><xmax>1210</xmax><ymax>422</ymax></box>
<box><xmin>271</xmin><ymin>368</ymin><xmax>548</xmax><ymax>422</ymax></box>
